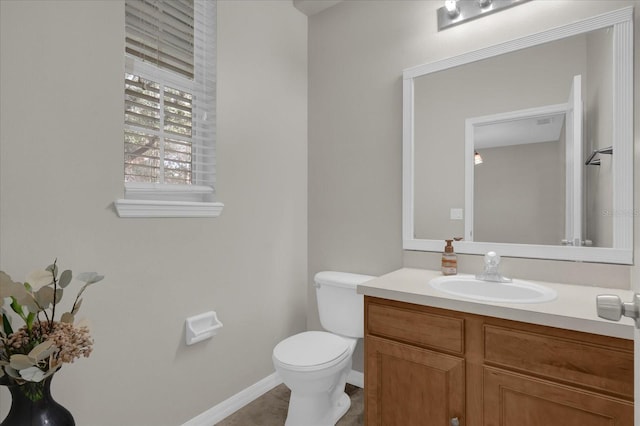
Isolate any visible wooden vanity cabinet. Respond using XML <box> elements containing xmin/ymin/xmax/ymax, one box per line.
<box><xmin>364</xmin><ymin>296</ymin><xmax>634</xmax><ymax>426</ymax></box>
<box><xmin>364</xmin><ymin>300</ymin><xmax>466</xmax><ymax>425</ymax></box>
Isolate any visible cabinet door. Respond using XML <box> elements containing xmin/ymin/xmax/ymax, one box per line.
<box><xmin>366</xmin><ymin>335</ymin><xmax>465</xmax><ymax>426</ymax></box>
<box><xmin>484</xmin><ymin>367</ymin><xmax>633</xmax><ymax>426</ymax></box>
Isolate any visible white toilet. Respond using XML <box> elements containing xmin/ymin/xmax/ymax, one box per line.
<box><xmin>272</xmin><ymin>271</ymin><xmax>374</xmax><ymax>426</ymax></box>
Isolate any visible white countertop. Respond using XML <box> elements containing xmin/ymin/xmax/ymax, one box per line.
<box><xmin>357</xmin><ymin>268</ymin><xmax>636</xmax><ymax>340</ymax></box>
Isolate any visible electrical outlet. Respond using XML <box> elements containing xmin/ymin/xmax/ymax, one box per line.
<box><xmin>450</xmin><ymin>208</ymin><xmax>463</xmax><ymax>220</ymax></box>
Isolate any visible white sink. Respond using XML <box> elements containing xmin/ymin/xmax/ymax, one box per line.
<box><xmin>429</xmin><ymin>275</ymin><xmax>557</xmax><ymax>304</ymax></box>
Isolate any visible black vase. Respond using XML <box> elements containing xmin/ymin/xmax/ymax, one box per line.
<box><xmin>1</xmin><ymin>376</ymin><xmax>75</xmax><ymax>426</ymax></box>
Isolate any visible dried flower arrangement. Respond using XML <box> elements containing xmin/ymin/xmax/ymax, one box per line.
<box><xmin>0</xmin><ymin>260</ymin><xmax>104</xmax><ymax>400</ymax></box>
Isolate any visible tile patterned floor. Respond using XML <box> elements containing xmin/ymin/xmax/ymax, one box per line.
<box><xmin>215</xmin><ymin>384</ymin><xmax>364</xmax><ymax>426</ymax></box>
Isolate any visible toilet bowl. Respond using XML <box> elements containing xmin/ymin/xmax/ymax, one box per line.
<box><xmin>272</xmin><ymin>271</ymin><xmax>374</xmax><ymax>426</ymax></box>
<box><xmin>273</xmin><ymin>331</ymin><xmax>357</xmax><ymax>426</ymax></box>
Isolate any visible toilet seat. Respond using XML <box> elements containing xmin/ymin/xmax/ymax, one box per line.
<box><xmin>273</xmin><ymin>331</ymin><xmax>351</xmax><ymax>372</ymax></box>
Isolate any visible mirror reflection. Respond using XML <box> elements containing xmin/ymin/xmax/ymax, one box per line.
<box><xmin>415</xmin><ymin>28</ymin><xmax>613</xmax><ymax>247</ymax></box>
<box><xmin>470</xmin><ymin>106</ymin><xmax>567</xmax><ymax>246</ymax></box>
<box><xmin>404</xmin><ymin>7</ymin><xmax>633</xmax><ymax>264</ymax></box>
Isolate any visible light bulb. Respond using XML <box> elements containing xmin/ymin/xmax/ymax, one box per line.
<box><xmin>474</xmin><ymin>151</ymin><xmax>483</xmax><ymax>165</ymax></box>
<box><xmin>445</xmin><ymin>0</ymin><xmax>460</xmax><ymax>18</ymax></box>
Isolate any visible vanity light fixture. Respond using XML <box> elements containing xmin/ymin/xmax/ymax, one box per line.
<box><xmin>474</xmin><ymin>151</ymin><xmax>483</xmax><ymax>165</ymax></box>
<box><xmin>437</xmin><ymin>0</ymin><xmax>531</xmax><ymax>31</ymax></box>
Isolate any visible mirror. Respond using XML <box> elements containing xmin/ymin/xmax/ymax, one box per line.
<box><xmin>403</xmin><ymin>7</ymin><xmax>633</xmax><ymax>264</ymax></box>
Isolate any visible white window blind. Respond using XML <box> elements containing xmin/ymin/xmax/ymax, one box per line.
<box><xmin>125</xmin><ymin>0</ymin><xmax>196</xmax><ymax>79</ymax></box>
<box><xmin>118</xmin><ymin>0</ymin><xmax>220</xmax><ymax>217</ymax></box>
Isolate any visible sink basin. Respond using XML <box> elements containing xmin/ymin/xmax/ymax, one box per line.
<box><xmin>429</xmin><ymin>275</ymin><xmax>557</xmax><ymax>304</ymax></box>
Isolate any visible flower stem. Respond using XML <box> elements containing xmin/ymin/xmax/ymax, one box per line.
<box><xmin>50</xmin><ymin>259</ymin><xmax>58</xmax><ymax>329</ymax></box>
<box><xmin>19</xmin><ymin>380</ymin><xmax>46</xmax><ymax>402</ymax></box>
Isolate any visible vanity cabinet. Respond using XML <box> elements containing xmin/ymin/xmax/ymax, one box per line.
<box><xmin>364</xmin><ymin>296</ymin><xmax>633</xmax><ymax>426</ymax></box>
<box><xmin>365</xmin><ymin>299</ymin><xmax>465</xmax><ymax>425</ymax></box>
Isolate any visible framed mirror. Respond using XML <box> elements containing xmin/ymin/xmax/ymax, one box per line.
<box><xmin>402</xmin><ymin>7</ymin><xmax>633</xmax><ymax>264</ymax></box>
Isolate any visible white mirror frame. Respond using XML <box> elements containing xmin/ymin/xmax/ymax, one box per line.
<box><xmin>402</xmin><ymin>7</ymin><xmax>633</xmax><ymax>264</ymax></box>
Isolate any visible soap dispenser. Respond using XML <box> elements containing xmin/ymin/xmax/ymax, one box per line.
<box><xmin>442</xmin><ymin>239</ymin><xmax>457</xmax><ymax>276</ymax></box>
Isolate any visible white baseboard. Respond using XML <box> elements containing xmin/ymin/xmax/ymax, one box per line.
<box><xmin>182</xmin><ymin>369</ymin><xmax>364</xmax><ymax>426</ymax></box>
<box><xmin>182</xmin><ymin>372</ymin><xmax>283</xmax><ymax>426</ymax></box>
<box><xmin>346</xmin><ymin>369</ymin><xmax>364</xmax><ymax>388</ymax></box>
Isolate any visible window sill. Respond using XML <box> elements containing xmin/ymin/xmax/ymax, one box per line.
<box><xmin>115</xmin><ymin>183</ymin><xmax>223</xmax><ymax>218</ymax></box>
<box><xmin>115</xmin><ymin>199</ymin><xmax>224</xmax><ymax>218</ymax></box>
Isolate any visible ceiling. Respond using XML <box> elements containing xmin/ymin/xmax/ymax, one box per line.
<box><xmin>474</xmin><ymin>112</ymin><xmax>566</xmax><ymax>149</ymax></box>
<box><xmin>293</xmin><ymin>0</ymin><xmax>343</xmax><ymax>16</ymax></box>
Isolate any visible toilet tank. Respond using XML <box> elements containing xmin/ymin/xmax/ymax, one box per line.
<box><xmin>314</xmin><ymin>271</ymin><xmax>375</xmax><ymax>338</ymax></box>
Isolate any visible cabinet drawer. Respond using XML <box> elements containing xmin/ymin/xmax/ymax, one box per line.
<box><xmin>366</xmin><ymin>300</ymin><xmax>464</xmax><ymax>354</ymax></box>
<box><xmin>484</xmin><ymin>325</ymin><xmax>633</xmax><ymax>399</ymax></box>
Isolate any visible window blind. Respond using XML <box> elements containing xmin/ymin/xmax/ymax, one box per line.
<box><xmin>125</xmin><ymin>0</ymin><xmax>195</xmax><ymax>78</ymax></box>
<box><xmin>124</xmin><ymin>0</ymin><xmax>216</xmax><ymax>191</ymax></box>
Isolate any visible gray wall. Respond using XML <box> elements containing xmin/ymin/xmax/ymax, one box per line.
<box><xmin>307</xmin><ymin>0</ymin><xmax>407</xmax><ymax>371</ymax></box>
<box><xmin>308</xmin><ymin>0</ymin><xmax>640</xmax><ymax>374</ymax></box>
<box><xmin>0</xmin><ymin>1</ymin><xmax>307</xmax><ymax>424</ymax></box>
<box><xmin>474</xmin><ymin>141</ymin><xmax>565</xmax><ymax>245</ymax></box>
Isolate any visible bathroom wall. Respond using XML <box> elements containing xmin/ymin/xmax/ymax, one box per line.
<box><xmin>308</xmin><ymin>0</ymin><xmax>640</xmax><ymax>374</ymax></box>
<box><xmin>0</xmin><ymin>1</ymin><xmax>307</xmax><ymax>425</ymax></box>
<box><xmin>474</xmin><ymin>141</ymin><xmax>565</xmax><ymax>245</ymax></box>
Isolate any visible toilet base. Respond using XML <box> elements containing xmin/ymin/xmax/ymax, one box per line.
<box><xmin>273</xmin><ymin>333</ymin><xmax>359</xmax><ymax>426</ymax></box>
<box><xmin>285</xmin><ymin>390</ymin><xmax>351</xmax><ymax>426</ymax></box>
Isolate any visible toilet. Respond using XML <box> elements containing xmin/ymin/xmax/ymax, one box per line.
<box><xmin>272</xmin><ymin>271</ymin><xmax>374</xmax><ymax>426</ymax></box>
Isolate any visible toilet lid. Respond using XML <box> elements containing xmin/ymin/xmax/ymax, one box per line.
<box><xmin>273</xmin><ymin>331</ymin><xmax>350</xmax><ymax>368</ymax></box>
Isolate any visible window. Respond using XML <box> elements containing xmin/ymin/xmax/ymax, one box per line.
<box><xmin>115</xmin><ymin>0</ymin><xmax>223</xmax><ymax>218</ymax></box>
